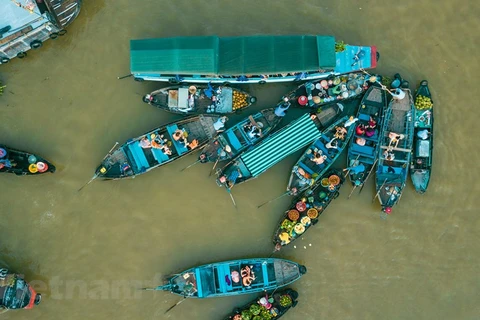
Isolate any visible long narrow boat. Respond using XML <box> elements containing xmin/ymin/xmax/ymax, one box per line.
<box><xmin>129</xmin><ymin>35</ymin><xmax>378</xmax><ymax>84</ymax></box>
<box><xmin>0</xmin><ymin>145</ymin><xmax>56</xmax><ymax>175</ymax></box>
<box><xmin>273</xmin><ymin>169</ymin><xmax>345</xmax><ymax>251</ymax></box>
<box><xmin>410</xmin><ymin>80</ymin><xmax>433</xmax><ymax>193</ymax></box>
<box><xmin>1</xmin><ymin>0</ymin><xmax>82</xmax><ymax>64</ymax></box>
<box><xmin>286</xmin><ymin>115</ymin><xmax>354</xmax><ymax>195</ymax></box>
<box><xmin>346</xmin><ymin>84</ymin><xmax>387</xmax><ymax>190</ymax></box>
<box><xmin>1</xmin><ymin>269</ymin><xmax>41</xmax><ymax>310</ymax></box>
<box><xmin>283</xmin><ymin>72</ymin><xmax>373</xmax><ymax>109</ymax></box>
<box><xmin>199</xmin><ymin>108</ymin><xmax>282</xmax><ymax>163</ymax></box>
<box><xmin>375</xmin><ymin>88</ymin><xmax>415</xmax><ymax>213</ymax></box>
<box><xmin>215</xmin><ymin>113</ymin><xmax>325</xmax><ymax>191</ymax></box>
<box><xmin>94</xmin><ymin>115</ymin><xmax>219</xmax><ymax>179</ymax></box>
<box><xmin>224</xmin><ymin>288</ymin><xmax>299</xmax><ymax>320</ymax></box>
<box><xmin>145</xmin><ymin>258</ymin><xmax>306</xmax><ymax>299</ymax></box>
<box><xmin>142</xmin><ymin>84</ymin><xmax>257</xmax><ymax>115</ymax></box>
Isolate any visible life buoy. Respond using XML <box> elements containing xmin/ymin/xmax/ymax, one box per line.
<box><xmin>17</xmin><ymin>52</ymin><xmax>27</xmax><ymax>59</ymax></box>
<box><xmin>30</xmin><ymin>40</ymin><xmax>43</xmax><ymax>49</ymax></box>
<box><xmin>49</xmin><ymin>32</ymin><xmax>59</xmax><ymax>40</ymax></box>
<box><xmin>58</xmin><ymin>29</ymin><xmax>67</xmax><ymax>36</ymax></box>
<box><xmin>0</xmin><ymin>57</ymin><xmax>9</xmax><ymax>64</ymax></box>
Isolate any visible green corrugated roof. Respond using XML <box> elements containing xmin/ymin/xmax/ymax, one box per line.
<box><xmin>241</xmin><ymin>114</ymin><xmax>322</xmax><ymax>177</ymax></box>
<box><xmin>130</xmin><ymin>35</ymin><xmax>336</xmax><ymax>75</ymax></box>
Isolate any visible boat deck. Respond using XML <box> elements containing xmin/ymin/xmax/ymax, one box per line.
<box><xmin>44</xmin><ymin>0</ymin><xmax>81</xmax><ymax>28</ymax></box>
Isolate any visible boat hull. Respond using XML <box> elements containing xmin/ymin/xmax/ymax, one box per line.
<box><xmin>0</xmin><ymin>145</ymin><xmax>56</xmax><ymax>175</ymax></box>
<box><xmin>1</xmin><ymin>272</ymin><xmax>41</xmax><ymax>310</ymax></box>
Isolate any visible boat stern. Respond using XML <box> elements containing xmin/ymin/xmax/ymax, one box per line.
<box><xmin>335</xmin><ymin>44</ymin><xmax>379</xmax><ymax>74</ymax></box>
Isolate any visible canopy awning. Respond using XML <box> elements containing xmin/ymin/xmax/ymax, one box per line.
<box><xmin>241</xmin><ymin>114</ymin><xmax>322</xmax><ymax>177</ymax></box>
<box><xmin>130</xmin><ymin>35</ymin><xmax>336</xmax><ymax>75</ymax></box>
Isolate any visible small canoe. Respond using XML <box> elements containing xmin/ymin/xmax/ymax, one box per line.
<box><xmin>0</xmin><ymin>145</ymin><xmax>56</xmax><ymax>175</ymax></box>
<box><xmin>146</xmin><ymin>258</ymin><xmax>306</xmax><ymax>299</ymax></box>
<box><xmin>283</xmin><ymin>72</ymin><xmax>376</xmax><ymax>109</ymax></box>
<box><xmin>410</xmin><ymin>80</ymin><xmax>433</xmax><ymax>193</ymax></box>
<box><xmin>224</xmin><ymin>288</ymin><xmax>299</xmax><ymax>320</ymax></box>
<box><xmin>199</xmin><ymin>108</ymin><xmax>282</xmax><ymax>163</ymax></box>
<box><xmin>375</xmin><ymin>85</ymin><xmax>415</xmax><ymax>213</ymax></box>
<box><xmin>1</xmin><ymin>269</ymin><xmax>41</xmax><ymax>310</ymax></box>
<box><xmin>95</xmin><ymin>115</ymin><xmax>220</xmax><ymax>179</ymax></box>
<box><xmin>143</xmin><ymin>84</ymin><xmax>256</xmax><ymax>115</ymax></box>
<box><xmin>286</xmin><ymin>115</ymin><xmax>354</xmax><ymax>195</ymax></box>
<box><xmin>273</xmin><ymin>169</ymin><xmax>345</xmax><ymax>251</ymax></box>
<box><xmin>346</xmin><ymin>84</ymin><xmax>388</xmax><ymax>190</ymax></box>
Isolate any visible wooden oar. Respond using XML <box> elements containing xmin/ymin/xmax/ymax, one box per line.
<box><xmin>372</xmin><ymin>178</ymin><xmax>388</xmax><ymax>203</ymax></box>
<box><xmin>344</xmin><ymin>155</ymin><xmax>361</xmax><ymax>177</ymax></box>
<box><xmin>257</xmin><ymin>191</ymin><xmax>290</xmax><ymax>209</ymax></box>
<box><xmin>164</xmin><ymin>297</ymin><xmax>187</xmax><ymax>314</ymax></box>
<box><xmin>209</xmin><ymin>158</ymin><xmax>221</xmax><ymax>177</ymax></box>
<box><xmin>117</xmin><ymin>74</ymin><xmax>133</xmax><ymax>80</ymax></box>
<box><xmin>347</xmin><ymin>185</ymin><xmax>357</xmax><ymax>199</ymax></box>
<box><xmin>180</xmin><ymin>159</ymin><xmax>201</xmax><ymax>172</ymax></box>
<box><xmin>359</xmin><ymin>158</ymin><xmax>378</xmax><ymax>194</ymax></box>
<box><xmin>77</xmin><ymin>142</ymin><xmax>119</xmax><ymax>192</ymax></box>
<box><xmin>226</xmin><ymin>187</ymin><xmax>237</xmax><ymax>208</ymax></box>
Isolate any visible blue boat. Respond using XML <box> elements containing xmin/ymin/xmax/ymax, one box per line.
<box><xmin>143</xmin><ymin>258</ymin><xmax>306</xmax><ymax>299</ymax></box>
<box><xmin>286</xmin><ymin>115</ymin><xmax>355</xmax><ymax>195</ymax></box>
<box><xmin>346</xmin><ymin>84</ymin><xmax>388</xmax><ymax>192</ymax></box>
<box><xmin>410</xmin><ymin>80</ymin><xmax>434</xmax><ymax>193</ymax></box>
<box><xmin>215</xmin><ymin>113</ymin><xmax>325</xmax><ymax>193</ymax></box>
<box><xmin>129</xmin><ymin>35</ymin><xmax>379</xmax><ymax>84</ymax></box>
<box><xmin>375</xmin><ymin>88</ymin><xmax>415</xmax><ymax>214</ymax></box>
<box><xmin>1</xmin><ymin>268</ymin><xmax>41</xmax><ymax>310</ymax></box>
<box><xmin>199</xmin><ymin>108</ymin><xmax>282</xmax><ymax>164</ymax></box>
<box><xmin>94</xmin><ymin>115</ymin><xmax>220</xmax><ymax>179</ymax></box>
<box><xmin>1</xmin><ymin>0</ymin><xmax>82</xmax><ymax>64</ymax></box>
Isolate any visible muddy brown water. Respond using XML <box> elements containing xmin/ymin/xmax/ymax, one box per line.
<box><xmin>1</xmin><ymin>1</ymin><xmax>479</xmax><ymax>319</ymax></box>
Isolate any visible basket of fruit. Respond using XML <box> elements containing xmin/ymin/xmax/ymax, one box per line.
<box><xmin>307</xmin><ymin>208</ymin><xmax>318</xmax><ymax>219</ymax></box>
<box><xmin>288</xmin><ymin>209</ymin><xmax>300</xmax><ymax>221</ymax></box>
<box><xmin>328</xmin><ymin>174</ymin><xmax>340</xmax><ymax>186</ymax></box>
<box><xmin>415</xmin><ymin>95</ymin><xmax>433</xmax><ymax>110</ymax></box>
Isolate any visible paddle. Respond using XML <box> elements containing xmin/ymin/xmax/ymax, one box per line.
<box><xmin>164</xmin><ymin>297</ymin><xmax>187</xmax><ymax>314</ymax></box>
<box><xmin>226</xmin><ymin>187</ymin><xmax>237</xmax><ymax>208</ymax></box>
<box><xmin>180</xmin><ymin>159</ymin><xmax>201</xmax><ymax>172</ymax></box>
<box><xmin>77</xmin><ymin>142</ymin><xmax>119</xmax><ymax>192</ymax></box>
<box><xmin>347</xmin><ymin>185</ymin><xmax>357</xmax><ymax>199</ymax></box>
<box><xmin>257</xmin><ymin>191</ymin><xmax>290</xmax><ymax>209</ymax></box>
<box><xmin>372</xmin><ymin>178</ymin><xmax>388</xmax><ymax>203</ymax></box>
<box><xmin>117</xmin><ymin>74</ymin><xmax>133</xmax><ymax>80</ymax></box>
<box><xmin>358</xmin><ymin>158</ymin><xmax>378</xmax><ymax>194</ymax></box>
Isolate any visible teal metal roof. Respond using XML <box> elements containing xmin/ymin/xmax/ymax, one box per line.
<box><xmin>130</xmin><ymin>35</ymin><xmax>336</xmax><ymax>75</ymax></box>
<box><xmin>241</xmin><ymin>114</ymin><xmax>322</xmax><ymax>177</ymax></box>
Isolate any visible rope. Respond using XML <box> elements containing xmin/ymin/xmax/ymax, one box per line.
<box><xmin>359</xmin><ymin>67</ymin><xmax>394</xmax><ymax>97</ymax></box>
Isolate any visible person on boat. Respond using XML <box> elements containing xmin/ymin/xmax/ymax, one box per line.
<box><xmin>383</xmin><ymin>150</ymin><xmax>395</xmax><ymax>161</ymax></box>
<box><xmin>343</xmin><ymin>163</ymin><xmax>366</xmax><ymax>175</ymax></box>
<box><xmin>259</xmin><ymin>295</ymin><xmax>273</xmax><ymax>309</ymax></box>
<box><xmin>140</xmin><ymin>136</ymin><xmax>152</xmax><ymax>148</ymax></box>
<box><xmin>417</xmin><ymin>129</ymin><xmax>429</xmax><ymax>140</ymax></box>
<box><xmin>275</xmin><ymin>97</ymin><xmax>291</xmax><ymax>117</ymax></box>
<box><xmin>0</xmin><ymin>158</ymin><xmax>14</xmax><ymax>169</ymax></box>
<box><xmin>368</xmin><ymin>116</ymin><xmax>377</xmax><ymax>129</ymax></box>
<box><xmin>344</xmin><ymin>116</ymin><xmax>359</xmax><ymax>127</ymax></box>
<box><xmin>326</xmin><ymin>138</ymin><xmax>339</xmax><ymax>150</ymax></box>
<box><xmin>388</xmin><ymin>132</ymin><xmax>404</xmax><ymax>149</ymax></box>
<box><xmin>334</xmin><ymin>126</ymin><xmax>348</xmax><ymax>140</ymax></box>
<box><xmin>241</xmin><ymin>265</ymin><xmax>256</xmax><ymax>287</ymax></box>
<box><xmin>391</xmin><ymin>88</ymin><xmax>406</xmax><ymax>100</ymax></box>
<box><xmin>173</xmin><ymin>129</ymin><xmax>189</xmax><ymax>147</ymax></box>
<box><xmin>187</xmin><ymin>139</ymin><xmax>199</xmax><ymax>150</ymax></box>
<box><xmin>230</xmin><ymin>270</ymin><xmax>240</xmax><ymax>284</ymax></box>
<box><xmin>356</xmin><ymin>137</ymin><xmax>366</xmax><ymax>146</ymax></box>
<box><xmin>244</xmin><ymin>122</ymin><xmax>263</xmax><ymax>139</ymax></box>
<box><xmin>213</xmin><ymin>116</ymin><xmax>228</xmax><ymax>132</ymax></box>
<box><xmin>356</xmin><ymin>124</ymin><xmax>366</xmax><ymax>136</ymax></box>
<box><xmin>312</xmin><ymin>153</ymin><xmax>327</xmax><ymax>165</ymax></box>
<box><xmin>365</xmin><ymin>126</ymin><xmax>376</xmax><ymax>137</ymax></box>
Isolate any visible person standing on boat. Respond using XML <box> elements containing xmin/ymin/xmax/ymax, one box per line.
<box><xmin>391</xmin><ymin>88</ymin><xmax>406</xmax><ymax>100</ymax></box>
<box><xmin>275</xmin><ymin>97</ymin><xmax>291</xmax><ymax>117</ymax></box>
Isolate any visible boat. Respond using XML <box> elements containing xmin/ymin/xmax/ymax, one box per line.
<box><xmin>94</xmin><ymin>115</ymin><xmax>220</xmax><ymax>179</ymax></box>
<box><xmin>0</xmin><ymin>0</ymin><xmax>82</xmax><ymax>64</ymax></box>
<box><xmin>374</xmin><ymin>86</ymin><xmax>415</xmax><ymax>213</ymax></box>
<box><xmin>283</xmin><ymin>72</ymin><xmax>376</xmax><ymax>109</ymax></box>
<box><xmin>1</xmin><ymin>268</ymin><xmax>41</xmax><ymax>310</ymax></box>
<box><xmin>129</xmin><ymin>35</ymin><xmax>379</xmax><ymax>84</ymax></box>
<box><xmin>346</xmin><ymin>84</ymin><xmax>388</xmax><ymax>190</ymax></box>
<box><xmin>286</xmin><ymin>115</ymin><xmax>354</xmax><ymax>195</ymax></box>
<box><xmin>144</xmin><ymin>258</ymin><xmax>306</xmax><ymax>299</ymax></box>
<box><xmin>215</xmin><ymin>113</ymin><xmax>325</xmax><ymax>193</ymax></box>
<box><xmin>224</xmin><ymin>288</ymin><xmax>299</xmax><ymax>320</ymax></box>
<box><xmin>273</xmin><ymin>169</ymin><xmax>345</xmax><ymax>251</ymax></box>
<box><xmin>410</xmin><ymin>80</ymin><xmax>433</xmax><ymax>193</ymax></box>
<box><xmin>142</xmin><ymin>84</ymin><xmax>257</xmax><ymax>115</ymax></box>
<box><xmin>199</xmin><ymin>108</ymin><xmax>282</xmax><ymax>164</ymax></box>
<box><xmin>0</xmin><ymin>145</ymin><xmax>56</xmax><ymax>175</ymax></box>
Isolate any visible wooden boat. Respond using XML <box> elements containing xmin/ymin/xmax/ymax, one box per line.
<box><xmin>410</xmin><ymin>80</ymin><xmax>433</xmax><ymax>193</ymax></box>
<box><xmin>273</xmin><ymin>169</ymin><xmax>345</xmax><ymax>251</ymax></box>
<box><xmin>199</xmin><ymin>108</ymin><xmax>282</xmax><ymax>164</ymax></box>
<box><xmin>346</xmin><ymin>84</ymin><xmax>388</xmax><ymax>191</ymax></box>
<box><xmin>286</xmin><ymin>116</ymin><xmax>354</xmax><ymax>195</ymax></box>
<box><xmin>94</xmin><ymin>115</ymin><xmax>220</xmax><ymax>179</ymax></box>
<box><xmin>224</xmin><ymin>288</ymin><xmax>299</xmax><ymax>320</ymax></box>
<box><xmin>283</xmin><ymin>72</ymin><xmax>374</xmax><ymax>109</ymax></box>
<box><xmin>142</xmin><ymin>84</ymin><xmax>256</xmax><ymax>115</ymax></box>
<box><xmin>129</xmin><ymin>35</ymin><xmax>378</xmax><ymax>84</ymax></box>
<box><xmin>144</xmin><ymin>258</ymin><xmax>306</xmax><ymax>299</ymax></box>
<box><xmin>375</xmin><ymin>87</ymin><xmax>415</xmax><ymax>213</ymax></box>
<box><xmin>1</xmin><ymin>269</ymin><xmax>41</xmax><ymax>310</ymax></box>
<box><xmin>0</xmin><ymin>145</ymin><xmax>56</xmax><ymax>175</ymax></box>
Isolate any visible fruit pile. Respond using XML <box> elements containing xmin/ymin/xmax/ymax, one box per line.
<box><xmin>415</xmin><ymin>95</ymin><xmax>433</xmax><ymax>110</ymax></box>
<box><xmin>232</xmin><ymin>91</ymin><xmax>248</xmax><ymax>110</ymax></box>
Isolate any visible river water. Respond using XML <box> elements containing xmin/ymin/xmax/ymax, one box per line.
<box><xmin>1</xmin><ymin>0</ymin><xmax>479</xmax><ymax>319</ymax></box>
